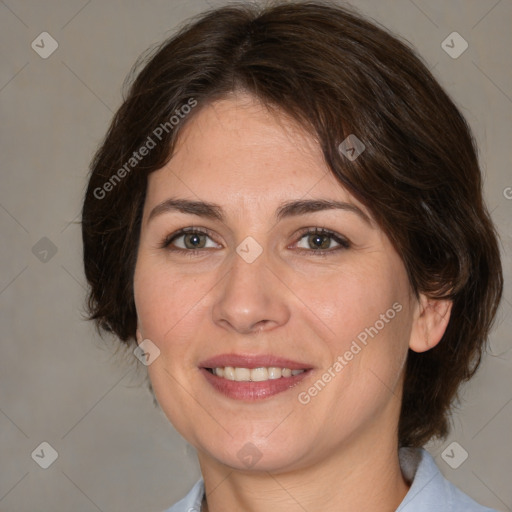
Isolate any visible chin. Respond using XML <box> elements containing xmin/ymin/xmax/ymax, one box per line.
<box><xmin>195</xmin><ymin>429</ymin><xmax>316</xmax><ymax>474</ymax></box>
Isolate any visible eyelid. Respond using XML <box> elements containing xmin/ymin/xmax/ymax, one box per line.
<box><xmin>160</xmin><ymin>226</ymin><xmax>221</xmax><ymax>250</ymax></box>
<box><xmin>291</xmin><ymin>227</ymin><xmax>350</xmax><ymax>252</ymax></box>
<box><xmin>160</xmin><ymin>226</ymin><xmax>350</xmax><ymax>254</ymax></box>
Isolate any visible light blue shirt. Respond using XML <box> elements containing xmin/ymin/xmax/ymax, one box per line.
<box><xmin>163</xmin><ymin>447</ymin><xmax>498</xmax><ymax>511</ymax></box>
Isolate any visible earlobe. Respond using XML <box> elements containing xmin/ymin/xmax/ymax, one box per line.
<box><xmin>136</xmin><ymin>327</ymin><xmax>143</xmax><ymax>345</ymax></box>
<box><xmin>409</xmin><ymin>295</ymin><xmax>452</xmax><ymax>353</ymax></box>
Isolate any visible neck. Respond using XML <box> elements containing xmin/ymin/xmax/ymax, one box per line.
<box><xmin>197</xmin><ymin>429</ymin><xmax>410</xmax><ymax>512</ymax></box>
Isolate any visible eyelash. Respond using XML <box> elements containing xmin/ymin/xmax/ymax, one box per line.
<box><xmin>159</xmin><ymin>226</ymin><xmax>350</xmax><ymax>257</ymax></box>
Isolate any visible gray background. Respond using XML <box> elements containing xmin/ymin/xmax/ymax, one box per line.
<box><xmin>0</xmin><ymin>0</ymin><xmax>511</xmax><ymax>511</ymax></box>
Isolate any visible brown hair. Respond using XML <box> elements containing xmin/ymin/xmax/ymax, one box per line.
<box><xmin>81</xmin><ymin>0</ymin><xmax>503</xmax><ymax>447</ymax></box>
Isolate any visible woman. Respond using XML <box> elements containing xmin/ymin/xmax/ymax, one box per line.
<box><xmin>81</xmin><ymin>2</ymin><xmax>503</xmax><ymax>511</ymax></box>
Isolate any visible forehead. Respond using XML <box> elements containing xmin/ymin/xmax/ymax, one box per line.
<box><xmin>144</xmin><ymin>94</ymin><xmax>364</xmax><ymax>216</ymax></box>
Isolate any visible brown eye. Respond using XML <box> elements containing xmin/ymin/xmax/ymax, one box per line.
<box><xmin>307</xmin><ymin>233</ymin><xmax>332</xmax><ymax>250</ymax></box>
<box><xmin>182</xmin><ymin>232</ymin><xmax>207</xmax><ymax>249</ymax></box>
<box><xmin>295</xmin><ymin>228</ymin><xmax>350</xmax><ymax>253</ymax></box>
<box><xmin>161</xmin><ymin>228</ymin><xmax>220</xmax><ymax>252</ymax></box>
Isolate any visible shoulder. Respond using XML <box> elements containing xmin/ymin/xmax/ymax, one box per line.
<box><xmin>397</xmin><ymin>447</ymin><xmax>498</xmax><ymax>512</ymax></box>
<box><xmin>161</xmin><ymin>478</ymin><xmax>204</xmax><ymax>512</ymax></box>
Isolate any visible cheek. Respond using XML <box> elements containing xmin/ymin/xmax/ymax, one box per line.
<box><xmin>134</xmin><ymin>258</ymin><xmax>209</xmax><ymax>343</ymax></box>
<box><xmin>307</xmin><ymin>259</ymin><xmax>412</xmax><ymax>396</ymax></box>
<box><xmin>305</xmin><ymin>263</ymin><xmax>404</xmax><ymax>349</ymax></box>
<box><xmin>133</xmin><ymin>261</ymin><xmax>208</xmax><ymax>439</ymax></box>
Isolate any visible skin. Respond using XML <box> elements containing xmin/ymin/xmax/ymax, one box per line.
<box><xmin>133</xmin><ymin>92</ymin><xmax>452</xmax><ymax>512</ymax></box>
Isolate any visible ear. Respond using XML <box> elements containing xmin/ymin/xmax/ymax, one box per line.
<box><xmin>409</xmin><ymin>294</ymin><xmax>452</xmax><ymax>353</ymax></box>
<box><xmin>136</xmin><ymin>327</ymin><xmax>143</xmax><ymax>345</ymax></box>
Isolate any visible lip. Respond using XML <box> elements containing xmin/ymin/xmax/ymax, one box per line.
<box><xmin>200</xmin><ymin>368</ymin><xmax>311</xmax><ymax>400</ymax></box>
<box><xmin>199</xmin><ymin>353</ymin><xmax>312</xmax><ymax>370</ymax></box>
<box><xmin>199</xmin><ymin>353</ymin><xmax>313</xmax><ymax>401</ymax></box>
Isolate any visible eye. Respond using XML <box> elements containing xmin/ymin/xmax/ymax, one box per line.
<box><xmin>159</xmin><ymin>227</ymin><xmax>349</xmax><ymax>255</ymax></box>
<box><xmin>160</xmin><ymin>227</ymin><xmax>220</xmax><ymax>252</ymax></box>
<box><xmin>294</xmin><ymin>227</ymin><xmax>350</xmax><ymax>253</ymax></box>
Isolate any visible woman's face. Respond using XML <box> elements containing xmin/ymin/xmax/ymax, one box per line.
<box><xmin>133</xmin><ymin>93</ymin><xmax>420</xmax><ymax>472</ymax></box>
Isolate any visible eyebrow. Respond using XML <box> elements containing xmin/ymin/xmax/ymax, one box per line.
<box><xmin>147</xmin><ymin>198</ymin><xmax>372</xmax><ymax>226</ymax></box>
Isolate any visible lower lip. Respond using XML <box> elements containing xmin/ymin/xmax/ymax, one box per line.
<box><xmin>200</xmin><ymin>368</ymin><xmax>310</xmax><ymax>400</ymax></box>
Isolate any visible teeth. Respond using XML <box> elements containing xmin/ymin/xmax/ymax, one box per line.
<box><xmin>251</xmin><ymin>367</ymin><xmax>269</xmax><ymax>382</ymax></box>
<box><xmin>234</xmin><ymin>367</ymin><xmax>251</xmax><ymax>381</ymax></box>
<box><xmin>211</xmin><ymin>367</ymin><xmax>305</xmax><ymax>381</ymax></box>
<box><xmin>223</xmin><ymin>366</ymin><xmax>235</xmax><ymax>380</ymax></box>
<box><xmin>268</xmin><ymin>367</ymin><xmax>281</xmax><ymax>379</ymax></box>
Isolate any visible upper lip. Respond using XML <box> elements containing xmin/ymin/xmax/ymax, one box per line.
<box><xmin>199</xmin><ymin>353</ymin><xmax>312</xmax><ymax>370</ymax></box>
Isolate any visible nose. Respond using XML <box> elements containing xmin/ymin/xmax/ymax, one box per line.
<box><xmin>211</xmin><ymin>246</ymin><xmax>291</xmax><ymax>335</ymax></box>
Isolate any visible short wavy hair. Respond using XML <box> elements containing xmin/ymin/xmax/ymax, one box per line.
<box><xmin>81</xmin><ymin>0</ymin><xmax>503</xmax><ymax>447</ymax></box>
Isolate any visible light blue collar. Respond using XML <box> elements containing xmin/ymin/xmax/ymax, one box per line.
<box><xmin>164</xmin><ymin>447</ymin><xmax>497</xmax><ymax>511</ymax></box>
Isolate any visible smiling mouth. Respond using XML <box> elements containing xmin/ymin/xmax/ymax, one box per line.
<box><xmin>199</xmin><ymin>354</ymin><xmax>313</xmax><ymax>400</ymax></box>
<box><xmin>201</xmin><ymin>366</ymin><xmax>312</xmax><ymax>401</ymax></box>
<box><xmin>205</xmin><ymin>366</ymin><xmax>306</xmax><ymax>381</ymax></box>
